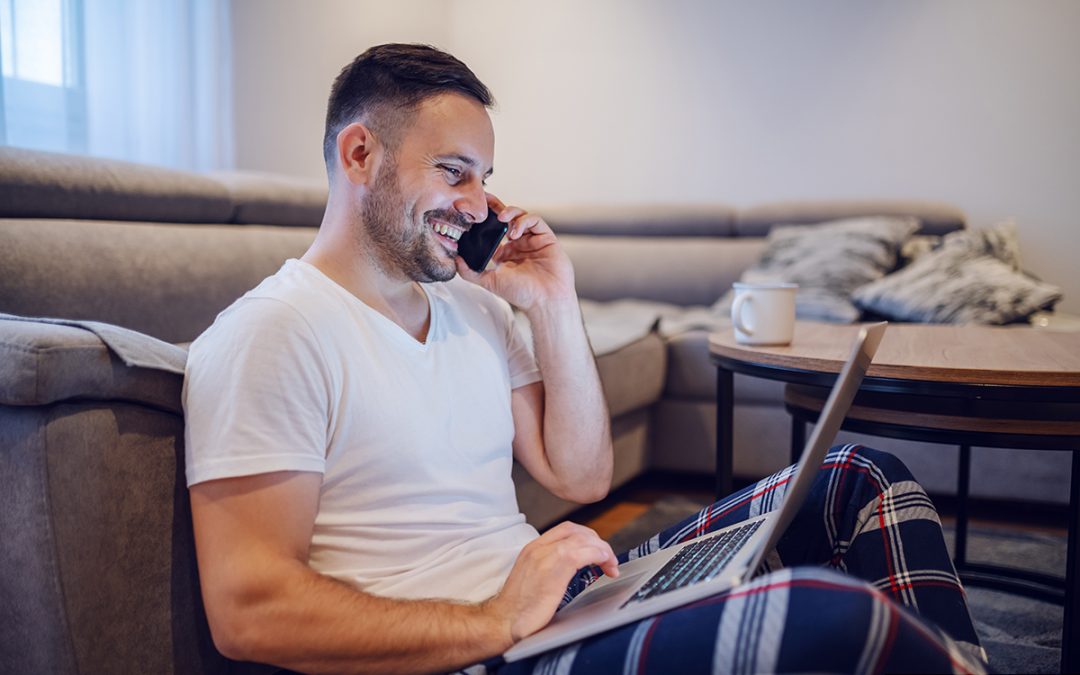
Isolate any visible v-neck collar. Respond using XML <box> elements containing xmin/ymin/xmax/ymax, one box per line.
<box><xmin>291</xmin><ymin>259</ymin><xmax>437</xmax><ymax>351</ymax></box>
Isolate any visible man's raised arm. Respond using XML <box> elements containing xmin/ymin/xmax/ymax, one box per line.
<box><xmin>456</xmin><ymin>198</ymin><xmax>614</xmax><ymax>504</ymax></box>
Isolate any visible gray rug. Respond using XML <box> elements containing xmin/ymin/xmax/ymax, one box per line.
<box><xmin>606</xmin><ymin>496</ymin><xmax>1065</xmax><ymax>673</ymax></box>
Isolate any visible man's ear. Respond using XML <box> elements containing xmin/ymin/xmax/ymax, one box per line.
<box><xmin>336</xmin><ymin>122</ymin><xmax>382</xmax><ymax>186</ymax></box>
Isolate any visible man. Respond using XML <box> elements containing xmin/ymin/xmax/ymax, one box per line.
<box><xmin>184</xmin><ymin>44</ymin><xmax>986</xmax><ymax>673</ymax></box>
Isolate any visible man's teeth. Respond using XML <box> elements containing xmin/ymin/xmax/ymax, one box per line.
<box><xmin>433</xmin><ymin>222</ymin><xmax>464</xmax><ymax>241</ymax></box>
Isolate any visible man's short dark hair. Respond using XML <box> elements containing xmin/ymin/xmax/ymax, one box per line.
<box><xmin>323</xmin><ymin>43</ymin><xmax>494</xmax><ymax>170</ymax></box>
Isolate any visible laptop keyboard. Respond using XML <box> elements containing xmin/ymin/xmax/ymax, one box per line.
<box><xmin>622</xmin><ymin>520</ymin><xmax>763</xmax><ymax>607</ymax></box>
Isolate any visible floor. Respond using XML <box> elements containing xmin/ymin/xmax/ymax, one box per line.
<box><xmin>570</xmin><ymin>472</ymin><xmax>714</xmax><ymax>540</ymax></box>
<box><xmin>572</xmin><ymin>470</ymin><xmax>1069</xmax><ymax>542</ymax></box>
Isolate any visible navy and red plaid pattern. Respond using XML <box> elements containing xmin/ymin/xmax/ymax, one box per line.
<box><xmin>501</xmin><ymin>445</ymin><xmax>988</xmax><ymax>674</ymax></box>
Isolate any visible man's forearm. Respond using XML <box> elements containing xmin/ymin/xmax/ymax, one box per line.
<box><xmin>213</xmin><ymin>558</ymin><xmax>510</xmax><ymax>674</ymax></box>
<box><xmin>525</xmin><ymin>297</ymin><xmax>613</xmax><ymax>501</ymax></box>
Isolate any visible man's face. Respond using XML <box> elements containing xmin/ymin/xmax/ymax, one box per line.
<box><xmin>359</xmin><ymin>93</ymin><xmax>495</xmax><ymax>283</ymax></box>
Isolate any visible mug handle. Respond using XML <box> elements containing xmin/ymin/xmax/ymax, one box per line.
<box><xmin>732</xmin><ymin>293</ymin><xmax>753</xmax><ymax>335</ymax></box>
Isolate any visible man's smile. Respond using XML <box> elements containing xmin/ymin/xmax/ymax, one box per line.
<box><xmin>426</xmin><ymin>214</ymin><xmax>468</xmax><ymax>252</ymax></box>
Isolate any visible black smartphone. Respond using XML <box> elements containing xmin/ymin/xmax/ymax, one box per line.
<box><xmin>458</xmin><ymin>208</ymin><xmax>508</xmax><ymax>272</ymax></box>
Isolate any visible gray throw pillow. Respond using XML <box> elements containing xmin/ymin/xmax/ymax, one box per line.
<box><xmin>940</xmin><ymin>220</ymin><xmax>1022</xmax><ymax>270</ymax></box>
<box><xmin>852</xmin><ymin>247</ymin><xmax>1062</xmax><ymax>324</ymax></box>
<box><xmin>714</xmin><ymin>216</ymin><xmax>919</xmax><ymax>323</ymax></box>
<box><xmin>899</xmin><ymin>234</ymin><xmax>941</xmax><ymax>266</ymax></box>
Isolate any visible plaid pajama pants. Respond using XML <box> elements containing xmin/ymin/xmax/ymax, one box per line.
<box><xmin>496</xmin><ymin>445</ymin><xmax>988</xmax><ymax>674</ymax></box>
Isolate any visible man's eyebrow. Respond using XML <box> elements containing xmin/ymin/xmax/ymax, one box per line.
<box><xmin>436</xmin><ymin>154</ymin><xmax>494</xmax><ymax>177</ymax></box>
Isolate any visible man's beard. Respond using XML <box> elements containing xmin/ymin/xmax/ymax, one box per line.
<box><xmin>360</xmin><ymin>156</ymin><xmax>458</xmax><ymax>283</ymax></box>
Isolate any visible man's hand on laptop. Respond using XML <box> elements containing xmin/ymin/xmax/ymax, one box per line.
<box><xmin>485</xmin><ymin>521</ymin><xmax>620</xmax><ymax>643</ymax></box>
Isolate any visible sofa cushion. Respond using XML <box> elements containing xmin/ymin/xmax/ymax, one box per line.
<box><xmin>577</xmin><ymin>299</ymin><xmax>663</xmax><ymax>355</ymax></box>
<box><xmin>715</xmin><ymin>216</ymin><xmax>919</xmax><ymax>323</ymax></box>
<box><xmin>854</xmin><ymin>221</ymin><xmax>1062</xmax><ymax>325</ymax></box>
<box><xmin>0</xmin><ymin>147</ymin><xmax>232</xmax><ymax>224</ymax></box>
<box><xmin>1</xmin><ymin>314</ymin><xmax>186</xmax><ymax>371</ymax></box>
<box><xmin>209</xmin><ymin>171</ymin><xmax>328</xmax><ymax>227</ymax></box>
<box><xmin>0</xmin><ymin>319</ymin><xmax>184</xmax><ymax>413</ymax></box>
<box><xmin>900</xmin><ymin>234</ymin><xmax>941</xmax><ymax>265</ymax></box>
<box><xmin>664</xmin><ymin>329</ymin><xmax>785</xmax><ymax>403</ymax></box>
<box><xmin>0</xmin><ymin>219</ymin><xmax>316</xmax><ymax>343</ymax></box>
<box><xmin>517</xmin><ymin>302</ymin><xmax>668</xmax><ymax>418</ymax></box>
<box><xmin>939</xmin><ymin>220</ymin><xmax>1023</xmax><ymax>270</ymax></box>
<box><xmin>853</xmin><ymin>248</ymin><xmax>1062</xmax><ymax>324</ymax></box>
<box><xmin>735</xmin><ymin>200</ymin><xmax>965</xmax><ymax>237</ymax></box>
<box><xmin>595</xmin><ymin>331</ymin><xmax>667</xmax><ymax>418</ymax></box>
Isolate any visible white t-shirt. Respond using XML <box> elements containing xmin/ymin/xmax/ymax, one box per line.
<box><xmin>183</xmin><ymin>259</ymin><xmax>543</xmax><ymax>603</ymax></box>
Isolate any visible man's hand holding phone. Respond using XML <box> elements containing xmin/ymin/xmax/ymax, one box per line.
<box><xmin>455</xmin><ymin>194</ymin><xmax>576</xmax><ymax>313</ymax></box>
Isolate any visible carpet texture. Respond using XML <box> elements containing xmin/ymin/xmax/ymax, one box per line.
<box><xmin>605</xmin><ymin>496</ymin><xmax>1065</xmax><ymax>673</ymax></box>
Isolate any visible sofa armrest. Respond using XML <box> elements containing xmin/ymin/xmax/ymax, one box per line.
<box><xmin>0</xmin><ymin>318</ymin><xmax>183</xmax><ymax>413</ymax></box>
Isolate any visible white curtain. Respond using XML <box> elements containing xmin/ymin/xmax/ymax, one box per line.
<box><xmin>0</xmin><ymin>0</ymin><xmax>233</xmax><ymax>171</ymax></box>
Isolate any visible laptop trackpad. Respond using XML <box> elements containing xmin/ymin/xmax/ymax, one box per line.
<box><xmin>561</xmin><ymin>571</ymin><xmax>650</xmax><ymax>613</ymax></box>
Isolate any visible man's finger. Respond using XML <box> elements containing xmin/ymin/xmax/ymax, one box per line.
<box><xmin>485</xmin><ymin>192</ymin><xmax>507</xmax><ymax>214</ymax></box>
<box><xmin>498</xmin><ymin>206</ymin><xmax>527</xmax><ymax>226</ymax></box>
<box><xmin>508</xmin><ymin>214</ymin><xmax>554</xmax><ymax>241</ymax></box>
<box><xmin>598</xmin><ymin>546</ymin><xmax>620</xmax><ymax>578</ymax></box>
<box><xmin>506</xmin><ymin>214</ymin><xmax>534</xmax><ymax>240</ymax></box>
<box><xmin>567</xmin><ymin>543</ymin><xmax>621</xmax><ymax>581</ymax></box>
<box><xmin>536</xmin><ymin>524</ymin><xmax>621</xmax><ymax>575</ymax></box>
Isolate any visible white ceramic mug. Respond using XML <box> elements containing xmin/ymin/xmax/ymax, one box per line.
<box><xmin>731</xmin><ymin>282</ymin><xmax>798</xmax><ymax>345</ymax></box>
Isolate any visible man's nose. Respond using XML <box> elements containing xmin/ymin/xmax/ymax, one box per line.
<box><xmin>452</xmin><ymin>180</ymin><xmax>487</xmax><ymax>224</ymax></box>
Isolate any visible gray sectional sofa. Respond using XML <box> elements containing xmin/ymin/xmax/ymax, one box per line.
<box><xmin>0</xmin><ymin>146</ymin><xmax>1067</xmax><ymax>673</ymax></box>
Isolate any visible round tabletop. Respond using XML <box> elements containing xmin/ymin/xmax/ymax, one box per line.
<box><xmin>709</xmin><ymin>321</ymin><xmax>1080</xmax><ymax>389</ymax></box>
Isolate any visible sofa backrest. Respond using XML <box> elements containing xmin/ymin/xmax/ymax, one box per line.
<box><xmin>0</xmin><ymin>218</ymin><xmax>316</xmax><ymax>344</ymax></box>
<box><xmin>545</xmin><ymin>201</ymin><xmax>965</xmax><ymax>306</ymax></box>
<box><xmin>734</xmin><ymin>200</ymin><xmax>965</xmax><ymax>237</ymax></box>
<box><xmin>0</xmin><ymin>147</ymin><xmax>326</xmax><ymax>343</ymax></box>
<box><xmin>0</xmin><ymin>146</ymin><xmax>328</xmax><ymax>226</ymax></box>
<box><xmin>562</xmin><ymin>235</ymin><xmax>767</xmax><ymax>306</ymax></box>
<box><xmin>1</xmin><ymin>146</ymin><xmax>967</xmax><ymax>331</ymax></box>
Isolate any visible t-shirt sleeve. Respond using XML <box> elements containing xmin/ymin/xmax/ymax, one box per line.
<box><xmin>183</xmin><ymin>298</ymin><xmax>332</xmax><ymax>486</ymax></box>
<box><xmin>500</xmin><ymin>300</ymin><xmax>542</xmax><ymax>390</ymax></box>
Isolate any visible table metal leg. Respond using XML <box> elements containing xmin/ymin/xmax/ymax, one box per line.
<box><xmin>790</xmin><ymin>418</ymin><xmax>805</xmax><ymax>465</ymax></box>
<box><xmin>955</xmin><ymin>444</ymin><xmax>971</xmax><ymax>568</ymax></box>
<box><xmin>1062</xmin><ymin>450</ymin><xmax>1080</xmax><ymax>673</ymax></box>
<box><xmin>716</xmin><ymin>368</ymin><xmax>734</xmax><ymax>499</ymax></box>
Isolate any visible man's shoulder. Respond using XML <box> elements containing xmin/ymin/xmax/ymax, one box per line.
<box><xmin>242</xmin><ymin>259</ymin><xmax>343</xmax><ymax>317</ymax></box>
<box><xmin>190</xmin><ymin>261</ymin><xmax>335</xmax><ymax>356</ymax></box>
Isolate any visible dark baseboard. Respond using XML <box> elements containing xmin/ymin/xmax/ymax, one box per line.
<box><xmin>564</xmin><ymin>470</ymin><xmax>1070</xmax><ymax>533</ymax></box>
<box><xmin>928</xmin><ymin>492</ymin><xmax>1069</xmax><ymax>530</ymax></box>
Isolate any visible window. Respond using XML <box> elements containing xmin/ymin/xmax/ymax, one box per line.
<box><xmin>0</xmin><ymin>0</ymin><xmax>232</xmax><ymax>170</ymax></box>
<box><xmin>0</xmin><ymin>0</ymin><xmax>86</xmax><ymax>153</ymax></box>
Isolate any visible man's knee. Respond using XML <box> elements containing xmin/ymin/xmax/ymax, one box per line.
<box><xmin>779</xmin><ymin>568</ymin><xmax>955</xmax><ymax>672</ymax></box>
<box><xmin>829</xmin><ymin>443</ymin><xmax>920</xmax><ymax>487</ymax></box>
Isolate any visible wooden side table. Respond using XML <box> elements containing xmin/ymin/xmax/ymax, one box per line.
<box><xmin>709</xmin><ymin>321</ymin><xmax>1080</xmax><ymax>673</ymax></box>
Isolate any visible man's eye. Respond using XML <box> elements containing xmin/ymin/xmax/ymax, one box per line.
<box><xmin>441</xmin><ymin>165</ymin><xmax>462</xmax><ymax>181</ymax></box>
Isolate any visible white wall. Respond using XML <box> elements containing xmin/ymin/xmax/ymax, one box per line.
<box><xmin>229</xmin><ymin>0</ymin><xmax>449</xmax><ymax>179</ymax></box>
<box><xmin>230</xmin><ymin>0</ymin><xmax>1080</xmax><ymax>312</ymax></box>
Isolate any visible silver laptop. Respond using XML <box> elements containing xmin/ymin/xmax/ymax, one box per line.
<box><xmin>504</xmin><ymin>322</ymin><xmax>888</xmax><ymax>662</ymax></box>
